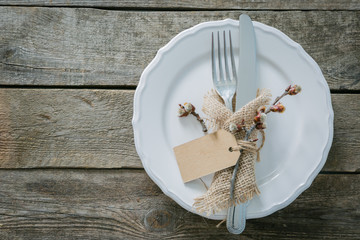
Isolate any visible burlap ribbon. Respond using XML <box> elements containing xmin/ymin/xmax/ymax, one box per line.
<box><xmin>193</xmin><ymin>89</ymin><xmax>272</xmax><ymax>215</ymax></box>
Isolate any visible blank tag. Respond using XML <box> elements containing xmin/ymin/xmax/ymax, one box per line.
<box><xmin>173</xmin><ymin>129</ymin><xmax>240</xmax><ymax>183</ymax></box>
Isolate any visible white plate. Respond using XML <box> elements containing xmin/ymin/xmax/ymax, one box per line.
<box><xmin>133</xmin><ymin>19</ymin><xmax>333</xmax><ymax>220</ymax></box>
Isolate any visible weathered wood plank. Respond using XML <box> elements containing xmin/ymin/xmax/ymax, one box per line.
<box><xmin>0</xmin><ymin>169</ymin><xmax>358</xmax><ymax>239</ymax></box>
<box><xmin>0</xmin><ymin>89</ymin><xmax>138</xmax><ymax>168</ymax></box>
<box><xmin>0</xmin><ymin>0</ymin><xmax>358</xmax><ymax>10</ymax></box>
<box><xmin>0</xmin><ymin>8</ymin><xmax>359</xmax><ymax>90</ymax></box>
<box><xmin>327</xmin><ymin>94</ymin><xmax>360</xmax><ymax>172</ymax></box>
<box><xmin>0</xmin><ymin>89</ymin><xmax>359</xmax><ymax>172</ymax></box>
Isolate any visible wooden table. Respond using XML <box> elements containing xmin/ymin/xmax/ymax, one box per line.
<box><xmin>0</xmin><ymin>1</ymin><xmax>359</xmax><ymax>239</ymax></box>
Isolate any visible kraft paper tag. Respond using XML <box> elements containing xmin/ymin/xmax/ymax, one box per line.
<box><xmin>173</xmin><ymin>129</ymin><xmax>240</xmax><ymax>183</ymax></box>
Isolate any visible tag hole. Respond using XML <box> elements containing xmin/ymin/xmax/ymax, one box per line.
<box><xmin>228</xmin><ymin>147</ymin><xmax>233</xmax><ymax>152</ymax></box>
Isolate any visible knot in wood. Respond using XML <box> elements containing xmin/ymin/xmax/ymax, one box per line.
<box><xmin>144</xmin><ymin>209</ymin><xmax>175</xmax><ymax>232</ymax></box>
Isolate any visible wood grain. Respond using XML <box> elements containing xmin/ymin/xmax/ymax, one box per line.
<box><xmin>0</xmin><ymin>0</ymin><xmax>358</xmax><ymax>10</ymax></box>
<box><xmin>0</xmin><ymin>89</ymin><xmax>359</xmax><ymax>171</ymax></box>
<box><xmin>0</xmin><ymin>169</ymin><xmax>358</xmax><ymax>239</ymax></box>
<box><xmin>0</xmin><ymin>89</ymin><xmax>138</xmax><ymax>168</ymax></box>
<box><xmin>0</xmin><ymin>8</ymin><xmax>359</xmax><ymax>90</ymax></box>
<box><xmin>327</xmin><ymin>94</ymin><xmax>360</xmax><ymax>172</ymax></box>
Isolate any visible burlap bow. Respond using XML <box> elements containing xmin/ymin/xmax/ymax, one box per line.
<box><xmin>193</xmin><ymin>89</ymin><xmax>272</xmax><ymax>215</ymax></box>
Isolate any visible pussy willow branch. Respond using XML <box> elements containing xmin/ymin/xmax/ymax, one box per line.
<box><xmin>265</xmin><ymin>91</ymin><xmax>288</xmax><ymax>114</ymax></box>
<box><xmin>179</xmin><ymin>104</ymin><xmax>208</xmax><ymax>132</ymax></box>
<box><xmin>229</xmin><ymin>88</ymin><xmax>294</xmax><ymax>202</ymax></box>
<box><xmin>190</xmin><ymin>111</ymin><xmax>208</xmax><ymax>133</ymax></box>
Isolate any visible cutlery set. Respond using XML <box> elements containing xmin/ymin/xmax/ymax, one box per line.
<box><xmin>211</xmin><ymin>14</ymin><xmax>257</xmax><ymax>234</ymax></box>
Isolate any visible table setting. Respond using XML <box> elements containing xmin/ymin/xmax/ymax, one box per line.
<box><xmin>133</xmin><ymin>14</ymin><xmax>333</xmax><ymax>234</ymax></box>
<box><xmin>0</xmin><ymin>2</ymin><xmax>358</xmax><ymax>239</ymax></box>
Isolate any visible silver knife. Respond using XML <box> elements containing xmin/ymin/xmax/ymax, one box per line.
<box><xmin>226</xmin><ymin>14</ymin><xmax>257</xmax><ymax>234</ymax></box>
<box><xmin>236</xmin><ymin>14</ymin><xmax>257</xmax><ymax>109</ymax></box>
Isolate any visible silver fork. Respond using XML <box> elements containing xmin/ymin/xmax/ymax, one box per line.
<box><xmin>212</xmin><ymin>31</ymin><xmax>246</xmax><ymax>234</ymax></box>
<box><xmin>212</xmin><ymin>31</ymin><xmax>237</xmax><ymax>111</ymax></box>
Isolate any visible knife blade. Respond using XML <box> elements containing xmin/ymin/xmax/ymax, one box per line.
<box><xmin>227</xmin><ymin>14</ymin><xmax>257</xmax><ymax>235</ymax></box>
<box><xmin>235</xmin><ymin>14</ymin><xmax>257</xmax><ymax>111</ymax></box>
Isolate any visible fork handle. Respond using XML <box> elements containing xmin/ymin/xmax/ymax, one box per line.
<box><xmin>226</xmin><ymin>201</ymin><xmax>248</xmax><ymax>234</ymax></box>
<box><xmin>224</xmin><ymin>98</ymin><xmax>233</xmax><ymax>111</ymax></box>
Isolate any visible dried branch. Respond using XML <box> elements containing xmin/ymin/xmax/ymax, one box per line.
<box><xmin>178</xmin><ymin>103</ymin><xmax>207</xmax><ymax>132</ymax></box>
<box><xmin>229</xmin><ymin>84</ymin><xmax>302</xmax><ymax>201</ymax></box>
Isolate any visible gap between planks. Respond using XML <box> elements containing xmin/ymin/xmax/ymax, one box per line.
<box><xmin>0</xmin><ymin>86</ymin><xmax>359</xmax><ymax>95</ymax></box>
<box><xmin>0</xmin><ymin>5</ymin><xmax>359</xmax><ymax>11</ymax></box>
<box><xmin>0</xmin><ymin>168</ymin><xmax>357</xmax><ymax>175</ymax></box>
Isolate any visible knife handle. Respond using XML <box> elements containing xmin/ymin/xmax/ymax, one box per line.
<box><xmin>226</xmin><ymin>201</ymin><xmax>248</xmax><ymax>234</ymax></box>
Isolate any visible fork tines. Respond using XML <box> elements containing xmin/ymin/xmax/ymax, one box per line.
<box><xmin>211</xmin><ymin>30</ymin><xmax>237</xmax><ymax>111</ymax></box>
<box><xmin>211</xmin><ymin>30</ymin><xmax>237</xmax><ymax>84</ymax></box>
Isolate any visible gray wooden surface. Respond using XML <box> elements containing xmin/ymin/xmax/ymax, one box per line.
<box><xmin>0</xmin><ymin>1</ymin><xmax>359</xmax><ymax>239</ymax></box>
<box><xmin>0</xmin><ymin>170</ymin><xmax>358</xmax><ymax>239</ymax></box>
<box><xmin>0</xmin><ymin>8</ymin><xmax>359</xmax><ymax>90</ymax></box>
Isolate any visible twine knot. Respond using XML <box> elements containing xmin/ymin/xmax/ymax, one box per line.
<box><xmin>229</xmin><ymin>129</ymin><xmax>265</xmax><ymax>162</ymax></box>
